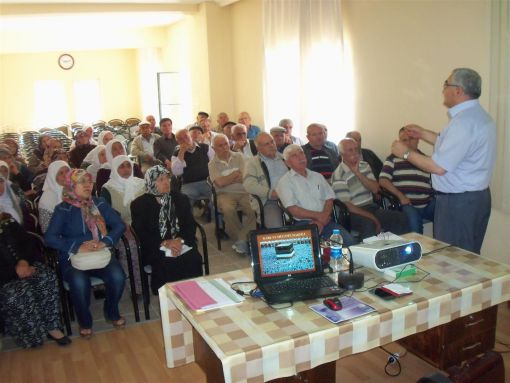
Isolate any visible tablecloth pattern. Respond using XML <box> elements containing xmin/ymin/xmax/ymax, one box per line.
<box><xmin>159</xmin><ymin>234</ymin><xmax>510</xmax><ymax>383</ymax></box>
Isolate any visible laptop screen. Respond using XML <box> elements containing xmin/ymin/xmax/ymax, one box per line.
<box><xmin>249</xmin><ymin>225</ymin><xmax>322</xmax><ymax>280</ymax></box>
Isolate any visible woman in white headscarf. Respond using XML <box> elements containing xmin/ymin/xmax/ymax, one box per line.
<box><xmin>101</xmin><ymin>155</ymin><xmax>145</xmax><ymax>293</ymax></box>
<box><xmin>0</xmin><ymin>174</ymin><xmax>23</xmax><ymax>225</ymax></box>
<box><xmin>38</xmin><ymin>161</ymin><xmax>70</xmax><ymax>233</ymax></box>
<box><xmin>95</xmin><ymin>139</ymin><xmax>143</xmax><ymax>193</ymax></box>
<box><xmin>97</xmin><ymin>130</ymin><xmax>114</xmax><ymax>147</ymax></box>
<box><xmin>85</xmin><ymin>145</ymin><xmax>108</xmax><ymax>182</ymax></box>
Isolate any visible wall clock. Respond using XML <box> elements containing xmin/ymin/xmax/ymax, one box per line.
<box><xmin>58</xmin><ymin>53</ymin><xmax>74</xmax><ymax>70</ymax></box>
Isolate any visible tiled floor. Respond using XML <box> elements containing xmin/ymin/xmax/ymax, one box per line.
<box><xmin>1</xmin><ymin>218</ymin><xmax>251</xmax><ymax>351</ymax></box>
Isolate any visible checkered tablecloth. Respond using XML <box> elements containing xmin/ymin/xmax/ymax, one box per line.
<box><xmin>159</xmin><ymin>234</ymin><xmax>510</xmax><ymax>383</ymax></box>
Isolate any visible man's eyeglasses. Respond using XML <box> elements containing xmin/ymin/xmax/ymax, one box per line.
<box><xmin>443</xmin><ymin>80</ymin><xmax>461</xmax><ymax>89</ymax></box>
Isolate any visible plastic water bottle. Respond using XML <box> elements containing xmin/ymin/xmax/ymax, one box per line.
<box><xmin>329</xmin><ymin>229</ymin><xmax>343</xmax><ymax>272</ymax></box>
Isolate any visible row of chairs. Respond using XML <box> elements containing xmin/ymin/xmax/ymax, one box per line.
<box><xmin>29</xmin><ymin>218</ymin><xmax>209</xmax><ymax>335</ymax></box>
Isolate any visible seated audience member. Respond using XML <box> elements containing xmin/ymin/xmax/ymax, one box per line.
<box><xmin>1</xmin><ymin>138</ymin><xmax>26</xmax><ymax>165</ymax></box>
<box><xmin>101</xmin><ymin>155</ymin><xmax>146</xmax><ymax>293</ymax></box>
<box><xmin>95</xmin><ymin>139</ymin><xmax>143</xmax><ymax>192</ymax></box>
<box><xmin>332</xmin><ymin>138</ymin><xmax>409</xmax><ymax>240</ymax></box>
<box><xmin>379</xmin><ymin>128</ymin><xmax>435</xmax><ymax>234</ymax></box>
<box><xmin>96</xmin><ymin>130</ymin><xmax>114</xmax><ymax>147</ymax></box>
<box><xmin>196</xmin><ymin>111</ymin><xmax>209</xmax><ymax>124</ymax></box>
<box><xmin>209</xmin><ymin>134</ymin><xmax>256</xmax><ymax>254</ymax></box>
<box><xmin>31</xmin><ymin>149</ymin><xmax>69</xmax><ymax>195</ymax></box>
<box><xmin>154</xmin><ymin>118</ymin><xmax>177</xmax><ymax>170</ymax></box>
<box><xmin>276</xmin><ymin>144</ymin><xmax>355</xmax><ymax>244</ymax></box>
<box><xmin>231</xmin><ymin>123</ymin><xmax>257</xmax><ymax>157</ymax></box>
<box><xmin>0</xmin><ymin>172</ymin><xmax>32</xmax><ymax>231</ymax></box>
<box><xmin>279</xmin><ymin>118</ymin><xmax>304</xmax><ymax>145</ymax></box>
<box><xmin>301</xmin><ymin>123</ymin><xmax>339</xmax><ymax>181</ymax></box>
<box><xmin>199</xmin><ymin>118</ymin><xmax>216</xmax><ymax>145</ymax></box>
<box><xmin>131</xmin><ymin>165</ymin><xmax>203</xmax><ymax>294</ymax></box>
<box><xmin>215</xmin><ymin>112</ymin><xmax>230</xmax><ymax>133</ymax></box>
<box><xmin>85</xmin><ymin>145</ymin><xmax>108</xmax><ymax>181</ymax></box>
<box><xmin>238</xmin><ymin>111</ymin><xmax>261</xmax><ymax>139</ymax></box>
<box><xmin>45</xmin><ymin>169</ymin><xmax>126</xmax><ymax>338</ymax></box>
<box><xmin>346</xmin><ymin>131</ymin><xmax>383</xmax><ymax>178</ymax></box>
<box><xmin>33</xmin><ymin>133</ymin><xmax>52</xmax><ymax>161</ymax></box>
<box><xmin>0</xmin><ymin>146</ymin><xmax>35</xmax><ymax>193</ymax></box>
<box><xmin>69</xmin><ymin>126</ymin><xmax>97</xmax><ymax>150</ymax></box>
<box><xmin>189</xmin><ymin>125</ymin><xmax>205</xmax><ymax>144</ymax></box>
<box><xmin>0</xmin><ymin>213</ymin><xmax>71</xmax><ymax>348</ymax></box>
<box><xmin>146</xmin><ymin>114</ymin><xmax>160</xmax><ymax>135</ymax></box>
<box><xmin>38</xmin><ymin>160</ymin><xmax>70</xmax><ymax>233</ymax></box>
<box><xmin>69</xmin><ymin>129</ymin><xmax>96</xmax><ymax>169</ymax></box>
<box><xmin>171</xmin><ymin>129</ymin><xmax>214</xmax><ymax>206</ymax></box>
<box><xmin>270</xmin><ymin>126</ymin><xmax>289</xmax><ymax>153</ymax></box>
<box><xmin>222</xmin><ymin>121</ymin><xmax>236</xmax><ymax>144</ymax></box>
<box><xmin>323</xmin><ymin>126</ymin><xmax>340</xmax><ymax>157</ymax></box>
<box><xmin>130</xmin><ymin>120</ymin><xmax>160</xmax><ymax>163</ymax></box>
<box><xmin>243</xmin><ymin>132</ymin><xmax>288</xmax><ymax>228</ymax></box>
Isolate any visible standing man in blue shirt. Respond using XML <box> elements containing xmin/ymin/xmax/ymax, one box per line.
<box><xmin>392</xmin><ymin>68</ymin><xmax>496</xmax><ymax>254</ymax></box>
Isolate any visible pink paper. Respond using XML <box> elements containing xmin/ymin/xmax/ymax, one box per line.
<box><xmin>173</xmin><ymin>280</ymin><xmax>216</xmax><ymax>310</ymax></box>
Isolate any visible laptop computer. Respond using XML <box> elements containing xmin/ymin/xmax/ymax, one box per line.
<box><xmin>248</xmin><ymin>224</ymin><xmax>342</xmax><ymax>304</ymax></box>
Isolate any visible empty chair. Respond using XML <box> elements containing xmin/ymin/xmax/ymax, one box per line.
<box><xmin>108</xmin><ymin>119</ymin><xmax>124</xmax><ymax>127</ymax></box>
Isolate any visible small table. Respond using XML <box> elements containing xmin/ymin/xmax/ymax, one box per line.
<box><xmin>159</xmin><ymin>234</ymin><xmax>510</xmax><ymax>383</ymax></box>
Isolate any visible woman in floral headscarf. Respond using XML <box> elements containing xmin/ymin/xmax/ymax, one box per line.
<box><xmin>131</xmin><ymin>165</ymin><xmax>203</xmax><ymax>294</ymax></box>
<box><xmin>45</xmin><ymin>169</ymin><xmax>126</xmax><ymax>338</ymax></box>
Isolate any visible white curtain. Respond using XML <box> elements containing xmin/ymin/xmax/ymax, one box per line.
<box><xmin>263</xmin><ymin>0</ymin><xmax>351</xmax><ymax>143</ymax></box>
<box><xmin>489</xmin><ymin>1</ymin><xmax>510</xmax><ymax>213</ymax></box>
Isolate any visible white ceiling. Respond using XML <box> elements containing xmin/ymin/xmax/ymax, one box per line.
<box><xmin>0</xmin><ymin>1</ymin><xmax>240</xmax><ymax>31</ymax></box>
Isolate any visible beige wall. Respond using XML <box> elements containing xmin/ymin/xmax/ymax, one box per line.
<box><xmin>0</xmin><ymin>49</ymin><xmax>141</xmax><ymax>129</ymax></box>
<box><xmin>342</xmin><ymin>0</ymin><xmax>491</xmax><ymax>158</ymax></box>
<box><xmin>230</xmin><ymin>0</ymin><xmax>264</xmax><ymax>128</ymax></box>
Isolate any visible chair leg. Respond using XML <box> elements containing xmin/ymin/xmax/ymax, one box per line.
<box><xmin>121</xmin><ymin>236</ymin><xmax>140</xmax><ymax>322</ymax></box>
<box><xmin>60</xmin><ymin>292</ymin><xmax>72</xmax><ymax>336</ymax></box>
<box><xmin>141</xmin><ymin>271</ymin><xmax>151</xmax><ymax>320</ymax></box>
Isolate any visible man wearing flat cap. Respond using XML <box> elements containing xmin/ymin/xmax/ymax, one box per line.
<box><xmin>130</xmin><ymin>119</ymin><xmax>160</xmax><ymax>163</ymax></box>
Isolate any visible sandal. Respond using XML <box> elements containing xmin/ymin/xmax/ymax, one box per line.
<box><xmin>111</xmin><ymin>317</ymin><xmax>126</xmax><ymax>329</ymax></box>
<box><xmin>79</xmin><ymin>328</ymin><xmax>93</xmax><ymax>339</ymax></box>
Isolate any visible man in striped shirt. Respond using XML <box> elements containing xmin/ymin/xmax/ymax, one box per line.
<box><xmin>331</xmin><ymin>138</ymin><xmax>409</xmax><ymax>240</ymax></box>
<box><xmin>379</xmin><ymin>128</ymin><xmax>435</xmax><ymax>234</ymax></box>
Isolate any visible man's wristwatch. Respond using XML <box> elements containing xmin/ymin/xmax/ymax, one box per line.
<box><xmin>403</xmin><ymin>150</ymin><xmax>410</xmax><ymax>160</ymax></box>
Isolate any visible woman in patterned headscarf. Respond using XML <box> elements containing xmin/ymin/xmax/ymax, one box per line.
<box><xmin>131</xmin><ymin>165</ymin><xmax>203</xmax><ymax>294</ymax></box>
<box><xmin>45</xmin><ymin>169</ymin><xmax>126</xmax><ymax>338</ymax></box>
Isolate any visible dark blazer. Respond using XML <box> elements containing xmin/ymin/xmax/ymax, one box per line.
<box><xmin>0</xmin><ymin>217</ymin><xmax>42</xmax><ymax>286</ymax></box>
<box><xmin>130</xmin><ymin>191</ymin><xmax>203</xmax><ymax>293</ymax></box>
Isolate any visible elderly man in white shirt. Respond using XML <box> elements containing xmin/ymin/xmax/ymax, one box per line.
<box><xmin>276</xmin><ymin>144</ymin><xmax>355</xmax><ymax>244</ymax></box>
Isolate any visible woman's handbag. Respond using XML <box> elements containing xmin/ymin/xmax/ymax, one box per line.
<box><xmin>70</xmin><ymin>248</ymin><xmax>111</xmax><ymax>270</ymax></box>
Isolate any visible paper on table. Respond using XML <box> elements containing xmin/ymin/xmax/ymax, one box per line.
<box><xmin>173</xmin><ymin>278</ymin><xmax>244</xmax><ymax>311</ymax></box>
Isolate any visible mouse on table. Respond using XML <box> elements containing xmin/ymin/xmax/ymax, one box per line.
<box><xmin>323</xmin><ymin>297</ymin><xmax>342</xmax><ymax>311</ymax></box>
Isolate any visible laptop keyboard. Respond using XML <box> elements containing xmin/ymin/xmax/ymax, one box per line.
<box><xmin>264</xmin><ymin>276</ymin><xmax>336</xmax><ymax>295</ymax></box>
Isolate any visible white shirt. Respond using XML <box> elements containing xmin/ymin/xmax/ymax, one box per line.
<box><xmin>276</xmin><ymin>168</ymin><xmax>335</xmax><ymax>218</ymax></box>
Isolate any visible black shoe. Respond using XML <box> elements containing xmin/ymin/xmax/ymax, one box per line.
<box><xmin>47</xmin><ymin>332</ymin><xmax>72</xmax><ymax>346</ymax></box>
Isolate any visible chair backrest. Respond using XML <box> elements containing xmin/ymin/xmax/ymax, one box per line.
<box><xmin>379</xmin><ymin>189</ymin><xmax>402</xmax><ymax>211</ymax></box>
<box><xmin>125</xmin><ymin>118</ymin><xmax>141</xmax><ymax>127</ymax></box>
<box><xmin>108</xmin><ymin>119</ymin><xmax>125</xmax><ymax>127</ymax></box>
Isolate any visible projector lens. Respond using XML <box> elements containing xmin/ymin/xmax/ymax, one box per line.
<box><xmin>404</xmin><ymin>245</ymin><xmax>412</xmax><ymax>255</ymax></box>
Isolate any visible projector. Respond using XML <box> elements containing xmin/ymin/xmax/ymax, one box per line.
<box><xmin>349</xmin><ymin>240</ymin><xmax>422</xmax><ymax>271</ymax></box>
